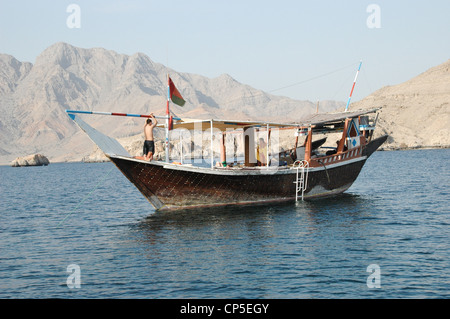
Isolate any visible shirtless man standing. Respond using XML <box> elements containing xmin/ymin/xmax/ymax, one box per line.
<box><xmin>143</xmin><ymin>113</ymin><xmax>157</xmax><ymax>161</ymax></box>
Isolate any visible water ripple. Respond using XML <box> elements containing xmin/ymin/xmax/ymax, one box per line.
<box><xmin>0</xmin><ymin>150</ymin><xmax>449</xmax><ymax>298</ymax></box>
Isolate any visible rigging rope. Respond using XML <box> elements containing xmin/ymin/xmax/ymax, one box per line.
<box><xmin>268</xmin><ymin>62</ymin><xmax>360</xmax><ymax>94</ymax></box>
<box><xmin>220</xmin><ymin>61</ymin><xmax>360</xmax><ymax>106</ymax></box>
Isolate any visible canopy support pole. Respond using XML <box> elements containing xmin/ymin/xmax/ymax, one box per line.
<box><xmin>266</xmin><ymin>123</ymin><xmax>269</xmax><ymax>169</ymax></box>
<box><xmin>210</xmin><ymin>120</ymin><xmax>214</xmax><ymax>169</ymax></box>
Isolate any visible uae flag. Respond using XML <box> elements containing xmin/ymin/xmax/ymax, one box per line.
<box><xmin>169</xmin><ymin>77</ymin><xmax>186</xmax><ymax>106</ymax></box>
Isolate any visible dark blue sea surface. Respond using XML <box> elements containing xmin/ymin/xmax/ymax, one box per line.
<box><xmin>0</xmin><ymin>149</ymin><xmax>449</xmax><ymax>298</ymax></box>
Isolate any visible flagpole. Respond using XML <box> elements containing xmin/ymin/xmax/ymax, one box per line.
<box><xmin>345</xmin><ymin>60</ymin><xmax>362</xmax><ymax>112</ymax></box>
<box><xmin>166</xmin><ymin>74</ymin><xmax>170</xmax><ymax>163</ymax></box>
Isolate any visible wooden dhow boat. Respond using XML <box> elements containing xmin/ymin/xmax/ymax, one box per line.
<box><xmin>66</xmin><ymin>107</ymin><xmax>387</xmax><ymax>211</ymax></box>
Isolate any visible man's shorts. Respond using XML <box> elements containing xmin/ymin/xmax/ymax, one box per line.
<box><xmin>143</xmin><ymin>140</ymin><xmax>155</xmax><ymax>155</ymax></box>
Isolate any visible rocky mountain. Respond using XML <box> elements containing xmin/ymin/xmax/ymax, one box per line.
<box><xmin>351</xmin><ymin>59</ymin><xmax>450</xmax><ymax>150</ymax></box>
<box><xmin>0</xmin><ymin>42</ymin><xmax>342</xmax><ymax>164</ymax></box>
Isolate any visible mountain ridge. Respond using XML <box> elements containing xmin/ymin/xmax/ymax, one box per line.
<box><xmin>0</xmin><ymin>42</ymin><xmax>343</xmax><ymax>164</ymax></box>
<box><xmin>351</xmin><ymin>59</ymin><xmax>450</xmax><ymax>149</ymax></box>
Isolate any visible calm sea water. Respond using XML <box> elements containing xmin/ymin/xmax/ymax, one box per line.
<box><xmin>0</xmin><ymin>149</ymin><xmax>448</xmax><ymax>299</ymax></box>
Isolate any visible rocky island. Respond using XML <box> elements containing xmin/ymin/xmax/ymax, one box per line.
<box><xmin>11</xmin><ymin>154</ymin><xmax>50</xmax><ymax>167</ymax></box>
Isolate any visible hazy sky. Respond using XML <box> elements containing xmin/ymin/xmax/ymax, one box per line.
<box><xmin>1</xmin><ymin>0</ymin><xmax>449</xmax><ymax>103</ymax></box>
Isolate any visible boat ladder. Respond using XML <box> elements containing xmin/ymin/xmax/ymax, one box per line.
<box><xmin>293</xmin><ymin>160</ymin><xmax>309</xmax><ymax>201</ymax></box>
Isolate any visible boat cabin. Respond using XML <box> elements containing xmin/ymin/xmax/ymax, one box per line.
<box><xmin>165</xmin><ymin>108</ymin><xmax>380</xmax><ymax>169</ymax></box>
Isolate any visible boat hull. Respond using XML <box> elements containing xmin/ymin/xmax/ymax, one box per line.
<box><xmin>108</xmin><ymin>155</ymin><xmax>368</xmax><ymax>210</ymax></box>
